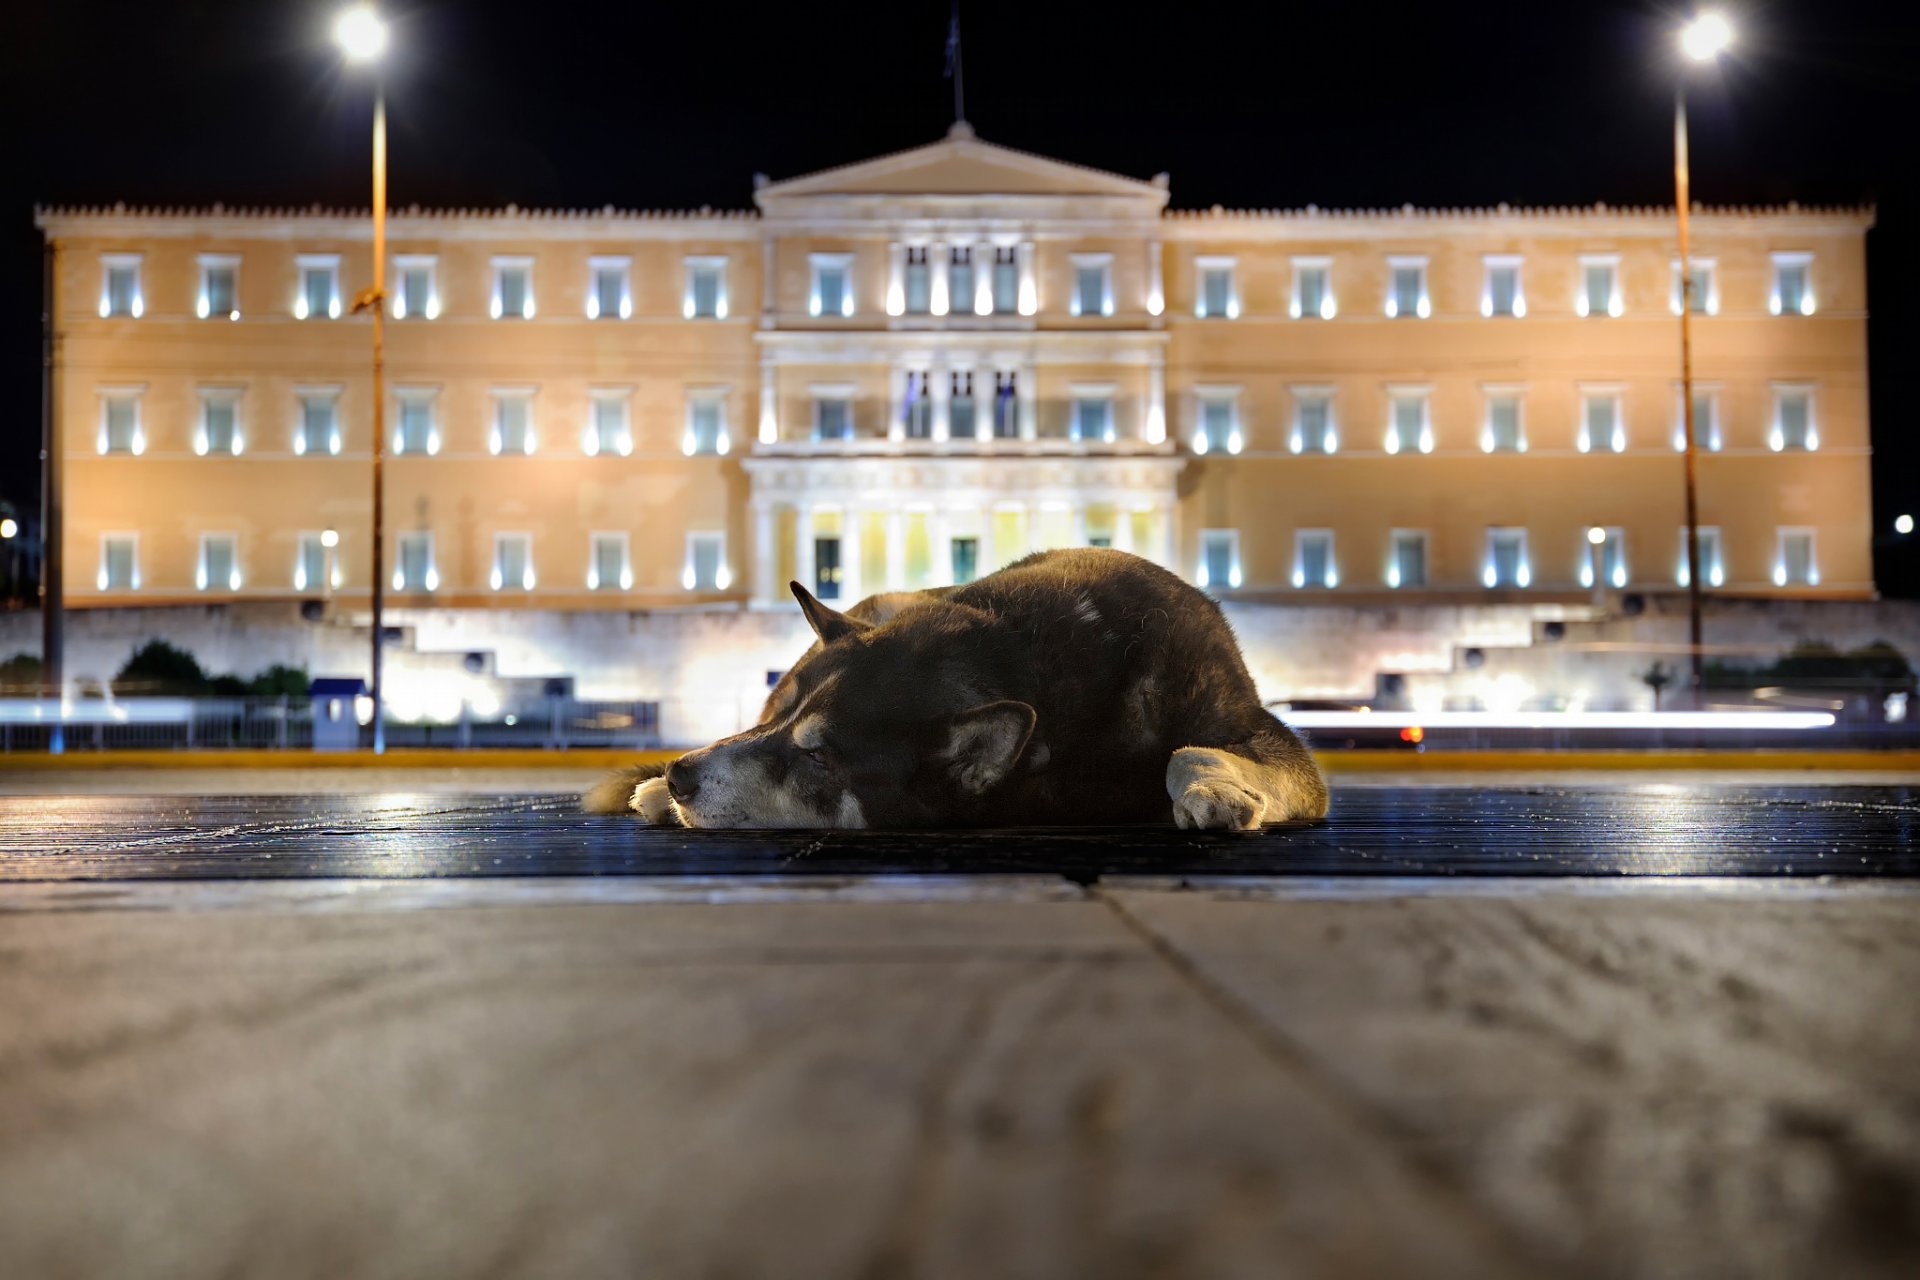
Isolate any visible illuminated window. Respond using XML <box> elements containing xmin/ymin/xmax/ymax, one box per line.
<box><xmin>197</xmin><ymin>388</ymin><xmax>242</xmax><ymax>456</ymax></box>
<box><xmin>1771</xmin><ymin>384</ymin><xmax>1817</xmax><ymax>451</ymax></box>
<box><xmin>587</xmin><ymin>256</ymin><xmax>630</xmax><ymax>320</ymax></box>
<box><xmin>1771</xmin><ymin>252</ymin><xmax>1814</xmax><ymax>315</ymax></box>
<box><xmin>1071</xmin><ymin>254</ymin><xmax>1113</xmax><ymax>317</ymax></box>
<box><xmin>99</xmin><ymin>534</ymin><xmax>138</xmax><ymax>591</ymax></box>
<box><xmin>1578</xmin><ymin>255</ymin><xmax>1620</xmax><ymax>318</ymax></box>
<box><xmin>685</xmin><ymin>257</ymin><xmax>727</xmax><ymax>318</ymax></box>
<box><xmin>1199</xmin><ymin>529</ymin><xmax>1241</xmax><ymax>592</ymax></box>
<box><xmin>198</xmin><ymin>533</ymin><xmax>240</xmax><ymax>592</ymax></box>
<box><xmin>394</xmin><ymin>256</ymin><xmax>437</xmax><ymax>319</ymax></box>
<box><xmin>589</xmin><ymin>532</ymin><xmax>631</xmax><ymax>591</ymax></box>
<box><xmin>1671</xmin><ymin>258</ymin><xmax>1717</xmax><ymax>315</ymax></box>
<box><xmin>1580</xmin><ymin>527</ymin><xmax>1628</xmax><ymax>589</ymax></box>
<box><xmin>950</xmin><ymin>536</ymin><xmax>979</xmax><ymax>585</ymax></box>
<box><xmin>492</xmin><ymin>257</ymin><xmax>535</xmax><ymax>319</ymax></box>
<box><xmin>1775</xmin><ymin>528</ymin><xmax>1817</xmax><ymax>586</ymax></box>
<box><xmin>1385</xmin><ymin>257</ymin><xmax>1429</xmax><ymax>318</ymax></box>
<box><xmin>991</xmin><ymin>247</ymin><xmax>1019</xmax><ymax>314</ymax></box>
<box><xmin>1578</xmin><ymin>388</ymin><xmax>1625</xmax><ymax>453</ymax></box>
<box><xmin>395</xmin><ymin>532</ymin><xmax>437</xmax><ymax>592</ymax></box>
<box><xmin>685</xmin><ymin>390</ymin><xmax>729</xmax><ymax>455</ymax></box>
<box><xmin>1388</xmin><ymin>530</ymin><xmax>1428</xmax><ymax>589</ymax></box>
<box><xmin>394</xmin><ymin>389</ymin><xmax>438</xmax><ymax>455</ymax></box>
<box><xmin>98</xmin><ymin>389</ymin><xmax>143</xmax><ymax>455</ymax></box>
<box><xmin>949</xmin><ymin>247</ymin><xmax>974</xmax><ymax>316</ymax></box>
<box><xmin>1293</xmin><ymin>529</ymin><xmax>1335</xmax><ymax>589</ymax></box>
<box><xmin>899</xmin><ymin>371</ymin><xmax>933</xmax><ymax>440</ymax></box>
<box><xmin>197</xmin><ymin>255</ymin><xmax>239</xmax><ymax>320</ymax></box>
<box><xmin>295</xmin><ymin>390</ymin><xmax>341</xmax><ymax>456</ymax></box>
<box><xmin>904</xmin><ymin>247</ymin><xmax>931</xmax><ymax>314</ymax></box>
<box><xmin>1483</xmin><ymin>256</ymin><xmax>1524</xmax><ymax>317</ymax></box>
<box><xmin>585</xmin><ymin>390</ymin><xmax>632</xmax><ymax>456</ymax></box>
<box><xmin>991</xmin><ymin>372</ymin><xmax>1020</xmax><ymax>439</ymax></box>
<box><xmin>1291</xmin><ymin>388</ymin><xmax>1337</xmax><ymax>454</ymax></box>
<box><xmin>1484</xmin><ymin>528</ymin><xmax>1529</xmax><ymax>588</ymax></box>
<box><xmin>491</xmin><ymin>389</ymin><xmax>535</xmax><ymax>455</ymax></box>
<box><xmin>684</xmin><ymin>531</ymin><xmax>729</xmax><ymax>591</ymax></box>
<box><xmin>1677</xmin><ymin>526</ymin><xmax>1724</xmax><ymax>587</ymax></box>
<box><xmin>949</xmin><ymin>370</ymin><xmax>977</xmax><ymax>440</ymax></box>
<box><xmin>1193</xmin><ymin>388</ymin><xmax>1241</xmax><ymax>454</ymax></box>
<box><xmin>1384</xmin><ymin>388</ymin><xmax>1432</xmax><ymax>454</ymax></box>
<box><xmin>1070</xmin><ymin>386</ymin><xmax>1116</xmax><ymax>443</ymax></box>
<box><xmin>295</xmin><ymin>532</ymin><xmax>340</xmax><ymax>592</ymax></box>
<box><xmin>295</xmin><ymin>255</ymin><xmax>340</xmax><ymax>320</ymax></box>
<box><xmin>1673</xmin><ymin>387</ymin><xmax>1721</xmax><ymax>451</ymax></box>
<box><xmin>492</xmin><ymin>533</ymin><xmax>534</xmax><ymax>591</ymax></box>
<box><xmin>1482</xmin><ymin>388</ymin><xmax>1525</xmax><ymax>453</ymax></box>
<box><xmin>812</xmin><ymin>388</ymin><xmax>855</xmax><ymax>442</ymax></box>
<box><xmin>1292</xmin><ymin>257</ymin><xmax>1334</xmax><ymax>319</ymax></box>
<box><xmin>100</xmin><ymin>254</ymin><xmax>142</xmax><ymax>317</ymax></box>
<box><xmin>810</xmin><ymin>254</ymin><xmax>854</xmax><ymax>317</ymax></box>
<box><xmin>1196</xmin><ymin>257</ymin><xmax>1238</xmax><ymax>319</ymax></box>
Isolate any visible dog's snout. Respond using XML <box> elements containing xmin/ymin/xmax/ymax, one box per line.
<box><xmin>665</xmin><ymin>759</ymin><xmax>699</xmax><ymax>804</ymax></box>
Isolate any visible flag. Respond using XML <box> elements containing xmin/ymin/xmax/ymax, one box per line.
<box><xmin>945</xmin><ymin>7</ymin><xmax>959</xmax><ymax>77</ymax></box>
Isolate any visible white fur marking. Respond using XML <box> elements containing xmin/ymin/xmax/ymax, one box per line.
<box><xmin>791</xmin><ymin>714</ymin><xmax>827</xmax><ymax>750</ymax></box>
<box><xmin>835</xmin><ymin>792</ymin><xmax>867</xmax><ymax>828</ymax></box>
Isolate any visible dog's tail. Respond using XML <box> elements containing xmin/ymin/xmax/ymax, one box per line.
<box><xmin>581</xmin><ymin>760</ymin><xmax>670</xmax><ymax>815</ymax></box>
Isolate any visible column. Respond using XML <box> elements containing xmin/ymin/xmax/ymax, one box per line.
<box><xmin>930</xmin><ymin>240</ymin><xmax>949</xmax><ymax>316</ymax></box>
<box><xmin>886</xmin><ymin>242</ymin><xmax>905</xmax><ymax>317</ymax></box>
<box><xmin>1113</xmin><ymin>506</ymin><xmax>1136</xmax><ymax>554</ymax></box>
<box><xmin>1145</xmin><ymin>353</ymin><xmax>1167</xmax><ymax>444</ymax></box>
<box><xmin>974</xmin><ymin>240</ymin><xmax>993</xmax><ymax>316</ymax></box>
<box><xmin>758</xmin><ymin>358</ymin><xmax>778</xmax><ymax>444</ymax></box>
<box><xmin>932</xmin><ymin>509</ymin><xmax>953</xmax><ymax>586</ymax></box>
<box><xmin>794</xmin><ymin>506</ymin><xmax>815</xmax><ymax>595</ymax></box>
<box><xmin>1073</xmin><ymin>504</ymin><xmax>1089</xmax><ymax>548</ymax></box>
<box><xmin>1158</xmin><ymin>502</ymin><xmax>1175</xmax><ymax>568</ymax></box>
<box><xmin>931</xmin><ymin>353</ymin><xmax>951</xmax><ymax>442</ymax></box>
<box><xmin>1019</xmin><ymin>362</ymin><xmax>1038</xmax><ymax>440</ymax></box>
<box><xmin>1146</xmin><ymin>237</ymin><xmax>1165</xmax><ymax>316</ymax></box>
<box><xmin>842</xmin><ymin>507</ymin><xmax>863</xmax><ymax>603</ymax></box>
<box><xmin>1016</xmin><ymin>241</ymin><xmax>1037</xmax><ymax>316</ymax></box>
<box><xmin>1025</xmin><ymin>503</ymin><xmax>1043</xmax><ymax>558</ymax></box>
<box><xmin>752</xmin><ymin>501</ymin><xmax>775</xmax><ymax>604</ymax></box>
<box><xmin>760</xmin><ymin>233</ymin><xmax>776</xmax><ymax>321</ymax></box>
<box><xmin>888</xmin><ymin>368</ymin><xmax>905</xmax><ymax>444</ymax></box>
<box><xmin>885</xmin><ymin>509</ymin><xmax>906</xmax><ymax>592</ymax></box>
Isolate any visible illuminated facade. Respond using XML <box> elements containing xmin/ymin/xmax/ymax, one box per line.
<box><xmin>37</xmin><ymin>126</ymin><xmax>1874</xmax><ymax>691</ymax></box>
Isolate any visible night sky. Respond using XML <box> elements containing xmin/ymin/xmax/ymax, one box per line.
<box><xmin>4</xmin><ymin>0</ymin><xmax>1915</xmax><ymax>594</ymax></box>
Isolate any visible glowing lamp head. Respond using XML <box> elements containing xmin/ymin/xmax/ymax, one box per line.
<box><xmin>1587</xmin><ymin>526</ymin><xmax>1608</xmax><ymax>546</ymax></box>
<box><xmin>1897</xmin><ymin>514</ymin><xmax>1915</xmax><ymax>536</ymax></box>
<box><xmin>1681</xmin><ymin>12</ymin><xmax>1733</xmax><ymax>62</ymax></box>
<box><xmin>0</xmin><ymin>518</ymin><xmax>16</xmax><ymax>539</ymax></box>
<box><xmin>321</xmin><ymin>529</ymin><xmax>340</xmax><ymax>549</ymax></box>
<box><xmin>334</xmin><ymin>5</ymin><xmax>389</xmax><ymax>62</ymax></box>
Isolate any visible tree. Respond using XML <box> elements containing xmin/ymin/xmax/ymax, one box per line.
<box><xmin>0</xmin><ymin>652</ymin><xmax>43</xmax><ymax>692</ymax></box>
<box><xmin>112</xmin><ymin>639</ymin><xmax>209</xmax><ymax>697</ymax></box>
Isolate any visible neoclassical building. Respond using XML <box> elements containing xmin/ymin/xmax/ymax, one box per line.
<box><xmin>39</xmin><ymin>124</ymin><xmax>1874</xmax><ymax>643</ymax></box>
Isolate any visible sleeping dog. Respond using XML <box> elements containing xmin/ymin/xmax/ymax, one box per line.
<box><xmin>584</xmin><ymin>547</ymin><xmax>1328</xmax><ymax>829</ymax></box>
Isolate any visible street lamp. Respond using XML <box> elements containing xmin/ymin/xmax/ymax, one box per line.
<box><xmin>335</xmin><ymin>4</ymin><xmax>390</xmax><ymax>752</ymax></box>
<box><xmin>1674</xmin><ymin>11</ymin><xmax>1732</xmax><ymax>706</ymax></box>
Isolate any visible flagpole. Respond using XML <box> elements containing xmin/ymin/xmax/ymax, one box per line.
<box><xmin>948</xmin><ymin>2</ymin><xmax>965</xmax><ymax>124</ymax></box>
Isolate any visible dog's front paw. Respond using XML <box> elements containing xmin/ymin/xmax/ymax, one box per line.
<box><xmin>1172</xmin><ymin>779</ymin><xmax>1264</xmax><ymax>830</ymax></box>
<box><xmin>632</xmin><ymin>776</ymin><xmax>678</xmax><ymax>824</ymax></box>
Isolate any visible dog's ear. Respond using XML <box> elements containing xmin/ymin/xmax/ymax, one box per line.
<box><xmin>941</xmin><ymin>700</ymin><xmax>1037</xmax><ymax>796</ymax></box>
<box><xmin>791</xmin><ymin>581</ymin><xmax>873</xmax><ymax>645</ymax></box>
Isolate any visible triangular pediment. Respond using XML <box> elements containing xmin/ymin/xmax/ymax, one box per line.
<box><xmin>756</xmin><ymin>125</ymin><xmax>1167</xmax><ymax>203</ymax></box>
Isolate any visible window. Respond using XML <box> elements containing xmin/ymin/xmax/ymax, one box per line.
<box><xmin>1196</xmin><ymin>257</ymin><xmax>1238</xmax><ymax>319</ymax></box>
<box><xmin>1291</xmin><ymin>389</ymin><xmax>1337</xmax><ymax>454</ymax></box>
<box><xmin>1775</xmin><ymin>528</ymin><xmax>1818</xmax><ymax>586</ymax></box>
<box><xmin>1194</xmin><ymin>390</ymin><xmax>1241</xmax><ymax>455</ymax></box>
<box><xmin>1484</xmin><ymin>528</ymin><xmax>1530</xmax><ymax>588</ymax></box>
<box><xmin>1483</xmin><ymin>256</ymin><xmax>1524</xmax><ymax>317</ymax></box>
<box><xmin>1293</xmin><ymin>530</ymin><xmax>1335</xmax><ymax>589</ymax></box>
<box><xmin>491</xmin><ymin>389</ymin><xmax>535</xmax><ymax>456</ymax></box>
<box><xmin>1199</xmin><ymin>529</ymin><xmax>1241</xmax><ymax>591</ymax></box>
<box><xmin>98</xmin><ymin>389</ymin><xmax>143</xmax><ymax>455</ymax></box>
<box><xmin>395</xmin><ymin>532</ymin><xmax>437</xmax><ymax>592</ymax></box>
<box><xmin>394</xmin><ymin>390</ymin><xmax>438</xmax><ymax>455</ymax></box>
<box><xmin>1677</xmin><ymin>526</ymin><xmax>1724</xmax><ymax>588</ymax></box>
<box><xmin>1673</xmin><ymin>387</ymin><xmax>1720</xmax><ymax>451</ymax></box>
<box><xmin>950</xmin><ymin>370</ymin><xmax>976</xmax><ymax>440</ymax></box>
<box><xmin>1388</xmin><ymin>530</ymin><xmax>1428</xmax><ymax>589</ymax></box>
<box><xmin>991</xmin><ymin>372</ymin><xmax>1020</xmax><ymax>439</ymax></box>
<box><xmin>1578</xmin><ymin>256</ymin><xmax>1621</xmax><ymax>318</ymax></box>
<box><xmin>1771</xmin><ymin>385</ymin><xmax>1817</xmax><ymax>451</ymax></box>
<box><xmin>813</xmin><ymin>389</ymin><xmax>854</xmax><ymax>442</ymax></box>
<box><xmin>295</xmin><ymin>531</ymin><xmax>339</xmax><ymax>592</ymax></box>
<box><xmin>1385</xmin><ymin>256</ymin><xmax>1429</xmax><ymax>318</ymax></box>
<box><xmin>1579</xmin><ymin>389</ymin><xmax>1625</xmax><ymax>453</ymax></box>
<box><xmin>1482</xmin><ymin>388</ymin><xmax>1525</xmax><ymax>453</ymax></box>
<box><xmin>587</xmin><ymin>257</ymin><xmax>630</xmax><ymax>320</ymax></box>
<box><xmin>950</xmin><ymin>536</ymin><xmax>979</xmax><ymax>585</ymax></box>
<box><xmin>296</xmin><ymin>390</ymin><xmax>341</xmax><ymax>456</ymax></box>
<box><xmin>1772</xmin><ymin>252</ymin><xmax>1814</xmax><ymax>316</ymax></box>
<box><xmin>585</xmin><ymin>390</ymin><xmax>631</xmax><ymax>456</ymax></box>
<box><xmin>1385</xmin><ymin>389</ymin><xmax>1432</xmax><ymax>454</ymax></box>
<box><xmin>198</xmin><ymin>533</ymin><xmax>240</xmax><ymax>592</ymax></box>
<box><xmin>1581</xmin><ymin>527</ymin><xmax>1628</xmax><ymax>589</ymax></box>
<box><xmin>1292</xmin><ymin>257</ymin><xmax>1334</xmax><ymax>319</ymax></box>
<box><xmin>98</xmin><ymin>534</ymin><xmax>138</xmax><ymax>591</ymax></box>
<box><xmin>949</xmin><ymin>247</ymin><xmax>974</xmax><ymax>316</ymax></box>
<box><xmin>813</xmin><ymin>519</ymin><xmax>843</xmax><ymax>599</ymax></box>
<box><xmin>991</xmin><ymin>246</ymin><xmax>1019</xmax><ymax>314</ymax></box>
<box><xmin>685</xmin><ymin>257</ymin><xmax>727</xmax><ymax>319</ymax></box>
<box><xmin>100</xmin><ymin>254</ymin><xmax>142</xmax><ymax>318</ymax></box>
<box><xmin>904</xmin><ymin>246</ymin><xmax>931</xmax><ymax>314</ymax></box>
<box><xmin>1070</xmin><ymin>389</ymin><xmax>1115</xmax><ymax>444</ymax></box>
<box><xmin>810</xmin><ymin>254</ymin><xmax>854</xmax><ymax>318</ymax></box>
<box><xmin>197</xmin><ymin>388</ymin><xmax>241</xmax><ymax>456</ymax></box>
<box><xmin>901</xmin><ymin>372</ymin><xmax>933</xmax><ymax>440</ymax></box>
<box><xmin>492</xmin><ymin>257</ymin><xmax>535</xmax><ymax>319</ymax></box>
<box><xmin>589</xmin><ymin>532</ymin><xmax>631</xmax><ymax>591</ymax></box>
<box><xmin>394</xmin><ymin>256</ymin><xmax>437</xmax><ymax>319</ymax></box>
<box><xmin>492</xmin><ymin>533</ymin><xmax>534</xmax><ymax>591</ymax></box>
<box><xmin>684</xmin><ymin>532</ymin><xmax>729</xmax><ymax>592</ymax></box>
<box><xmin>295</xmin><ymin>255</ymin><xmax>340</xmax><ymax>320</ymax></box>
<box><xmin>198</xmin><ymin>255</ymin><xmax>239</xmax><ymax>320</ymax></box>
<box><xmin>685</xmin><ymin>391</ymin><xmax>729</xmax><ymax>455</ymax></box>
<box><xmin>1672</xmin><ymin>258</ymin><xmax>1717</xmax><ymax>315</ymax></box>
<box><xmin>1071</xmin><ymin>255</ymin><xmax>1113</xmax><ymax>317</ymax></box>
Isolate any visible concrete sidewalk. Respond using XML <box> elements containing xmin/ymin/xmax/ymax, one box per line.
<box><xmin>3</xmin><ymin>875</ymin><xmax>1917</xmax><ymax>1279</ymax></box>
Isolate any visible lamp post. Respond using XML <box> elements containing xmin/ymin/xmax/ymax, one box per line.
<box><xmin>1675</xmin><ymin>11</ymin><xmax>1732</xmax><ymax>706</ymax></box>
<box><xmin>334</xmin><ymin>4</ymin><xmax>389</xmax><ymax>752</ymax></box>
